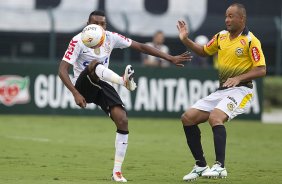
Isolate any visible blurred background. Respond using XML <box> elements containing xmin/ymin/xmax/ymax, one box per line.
<box><xmin>0</xmin><ymin>0</ymin><xmax>281</xmax><ymax>121</ymax></box>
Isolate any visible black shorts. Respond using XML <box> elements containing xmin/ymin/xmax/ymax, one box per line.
<box><xmin>75</xmin><ymin>69</ymin><xmax>125</xmax><ymax>115</ymax></box>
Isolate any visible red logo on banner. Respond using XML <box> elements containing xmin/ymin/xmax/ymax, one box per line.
<box><xmin>0</xmin><ymin>75</ymin><xmax>30</xmax><ymax>106</ymax></box>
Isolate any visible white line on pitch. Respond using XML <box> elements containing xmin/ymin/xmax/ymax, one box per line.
<box><xmin>5</xmin><ymin>135</ymin><xmax>50</xmax><ymax>142</ymax></box>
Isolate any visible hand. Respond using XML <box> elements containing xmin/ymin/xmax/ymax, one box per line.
<box><xmin>73</xmin><ymin>92</ymin><xmax>87</xmax><ymax>108</ymax></box>
<box><xmin>177</xmin><ymin>20</ymin><xmax>190</xmax><ymax>41</ymax></box>
<box><xmin>223</xmin><ymin>77</ymin><xmax>241</xmax><ymax>88</ymax></box>
<box><xmin>170</xmin><ymin>51</ymin><xmax>193</xmax><ymax>67</ymax></box>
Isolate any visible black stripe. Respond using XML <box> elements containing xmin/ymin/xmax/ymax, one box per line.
<box><xmin>117</xmin><ymin>129</ymin><xmax>129</xmax><ymax>134</ymax></box>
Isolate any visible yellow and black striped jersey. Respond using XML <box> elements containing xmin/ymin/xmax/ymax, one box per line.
<box><xmin>203</xmin><ymin>27</ymin><xmax>266</xmax><ymax>86</ymax></box>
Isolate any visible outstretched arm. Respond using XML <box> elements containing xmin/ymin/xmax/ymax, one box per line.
<box><xmin>177</xmin><ymin>20</ymin><xmax>209</xmax><ymax>57</ymax></box>
<box><xmin>58</xmin><ymin>60</ymin><xmax>87</xmax><ymax>108</ymax></box>
<box><xmin>130</xmin><ymin>40</ymin><xmax>192</xmax><ymax>67</ymax></box>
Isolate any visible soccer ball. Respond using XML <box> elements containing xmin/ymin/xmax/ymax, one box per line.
<box><xmin>81</xmin><ymin>24</ymin><xmax>106</xmax><ymax>49</ymax></box>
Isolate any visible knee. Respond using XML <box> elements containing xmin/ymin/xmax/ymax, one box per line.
<box><xmin>181</xmin><ymin>112</ymin><xmax>194</xmax><ymax>126</ymax></box>
<box><xmin>116</xmin><ymin>116</ymin><xmax>128</xmax><ymax>129</ymax></box>
<box><xmin>208</xmin><ymin>113</ymin><xmax>224</xmax><ymax>127</ymax></box>
<box><xmin>88</xmin><ymin>60</ymin><xmax>99</xmax><ymax>72</ymax></box>
<box><xmin>87</xmin><ymin>60</ymin><xmax>100</xmax><ymax>82</ymax></box>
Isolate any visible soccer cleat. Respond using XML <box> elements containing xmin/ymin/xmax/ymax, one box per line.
<box><xmin>202</xmin><ymin>162</ymin><xmax>227</xmax><ymax>178</ymax></box>
<box><xmin>112</xmin><ymin>171</ymin><xmax>127</xmax><ymax>182</ymax></box>
<box><xmin>183</xmin><ymin>165</ymin><xmax>210</xmax><ymax>181</ymax></box>
<box><xmin>123</xmin><ymin>65</ymin><xmax>137</xmax><ymax>91</ymax></box>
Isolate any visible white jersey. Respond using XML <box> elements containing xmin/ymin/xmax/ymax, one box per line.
<box><xmin>62</xmin><ymin>31</ymin><xmax>132</xmax><ymax>82</ymax></box>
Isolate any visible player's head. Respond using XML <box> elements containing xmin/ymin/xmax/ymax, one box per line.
<box><xmin>88</xmin><ymin>10</ymin><xmax>107</xmax><ymax>30</ymax></box>
<box><xmin>225</xmin><ymin>3</ymin><xmax>247</xmax><ymax>33</ymax></box>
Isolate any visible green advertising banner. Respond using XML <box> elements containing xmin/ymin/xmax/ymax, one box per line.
<box><xmin>0</xmin><ymin>62</ymin><xmax>263</xmax><ymax>120</ymax></box>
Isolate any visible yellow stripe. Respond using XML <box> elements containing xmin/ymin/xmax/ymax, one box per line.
<box><xmin>239</xmin><ymin>94</ymin><xmax>253</xmax><ymax>108</ymax></box>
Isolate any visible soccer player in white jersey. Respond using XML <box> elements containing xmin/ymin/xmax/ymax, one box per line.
<box><xmin>59</xmin><ymin>10</ymin><xmax>190</xmax><ymax>182</ymax></box>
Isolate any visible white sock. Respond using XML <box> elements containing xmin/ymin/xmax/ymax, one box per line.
<box><xmin>113</xmin><ymin>133</ymin><xmax>128</xmax><ymax>174</ymax></box>
<box><xmin>95</xmin><ymin>64</ymin><xmax>124</xmax><ymax>85</ymax></box>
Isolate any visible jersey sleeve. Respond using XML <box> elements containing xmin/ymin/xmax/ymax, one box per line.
<box><xmin>110</xmin><ymin>32</ymin><xmax>132</xmax><ymax>49</ymax></box>
<box><xmin>62</xmin><ymin>35</ymin><xmax>82</xmax><ymax>65</ymax></box>
<box><xmin>203</xmin><ymin>33</ymin><xmax>219</xmax><ymax>56</ymax></box>
<box><xmin>249</xmin><ymin>35</ymin><xmax>266</xmax><ymax>67</ymax></box>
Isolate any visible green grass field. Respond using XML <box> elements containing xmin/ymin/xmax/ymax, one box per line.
<box><xmin>0</xmin><ymin>115</ymin><xmax>282</xmax><ymax>184</ymax></box>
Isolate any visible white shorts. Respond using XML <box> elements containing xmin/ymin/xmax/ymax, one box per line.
<box><xmin>192</xmin><ymin>86</ymin><xmax>253</xmax><ymax>120</ymax></box>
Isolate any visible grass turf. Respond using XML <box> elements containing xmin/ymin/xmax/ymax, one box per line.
<box><xmin>0</xmin><ymin>115</ymin><xmax>282</xmax><ymax>184</ymax></box>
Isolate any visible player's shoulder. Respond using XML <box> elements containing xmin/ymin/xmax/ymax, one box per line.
<box><xmin>71</xmin><ymin>32</ymin><xmax>82</xmax><ymax>42</ymax></box>
<box><xmin>214</xmin><ymin>30</ymin><xmax>228</xmax><ymax>40</ymax></box>
<box><xmin>105</xmin><ymin>30</ymin><xmax>117</xmax><ymax>41</ymax></box>
<box><xmin>213</xmin><ymin>30</ymin><xmax>228</xmax><ymax>42</ymax></box>
<box><xmin>218</xmin><ymin>30</ymin><xmax>228</xmax><ymax>35</ymax></box>
<box><xmin>106</xmin><ymin>31</ymin><xmax>124</xmax><ymax>38</ymax></box>
<box><xmin>105</xmin><ymin>30</ymin><xmax>131</xmax><ymax>44</ymax></box>
<box><xmin>67</xmin><ymin>32</ymin><xmax>84</xmax><ymax>47</ymax></box>
<box><xmin>248</xmin><ymin>31</ymin><xmax>260</xmax><ymax>42</ymax></box>
<box><xmin>105</xmin><ymin>30</ymin><xmax>119</xmax><ymax>38</ymax></box>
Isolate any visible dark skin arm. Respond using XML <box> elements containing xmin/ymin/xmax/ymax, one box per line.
<box><xmin>223</xmin><ymin>66</ymin><xmax>266</xmax><ymax>88</ymax></box>
<box><xmin>130</xmin><ymin>40</ymin><xmax>192</xmax><ymax>67</ymax></box>
<box><xmin>58</xmin><ymin>60</ymin><xmax>87</xmax><ymax>108</ymax></box>
<box><xmin>89</xmin><ymin>15</ymin><xmax>191</xmax><ymax>66</ymax></box>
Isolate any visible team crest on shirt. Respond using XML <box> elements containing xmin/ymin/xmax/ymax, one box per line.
<box><xmin>235</xmin><ymin>47</ymin><xmax>244</xmax><ymax>56</ymax></box>
<box><xmin>227</xmin><ymin>102</ymin><xmax>235</xmax><ymax>111</ymax></box>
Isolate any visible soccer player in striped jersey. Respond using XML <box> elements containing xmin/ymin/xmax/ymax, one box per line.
<box><xmin>59</xmin><ymin>10</ymin><xmax>191</xmax><ymax>182</ymax></box>
<box><xmin>177</xmin><ymin>3</ymin><xmax>266</xmax><ymax>181</ymax></box>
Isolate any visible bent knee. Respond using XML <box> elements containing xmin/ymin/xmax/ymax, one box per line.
<box><xmin>87</xmin><ymin>60</ymin><xmax>100</xmax><ymax>81</ymax></box>
<box><xmin>114</xmin><ymin>114</ymin><xmax>128</xmax><ymax>129</ymax></box>
<box><xmin>88</xmin><ymin>60</ymin><xmax>99</xmax><ymax>71</ymax></box>
<box><xmin>181</xmin><ymin>112</ymin><xmax>194</xmax><ymax>126</ymax></box>
<box><xmin>208</xmin><ymin>111</ymin><xmax>227</xmax><ymax>127</ymax></box>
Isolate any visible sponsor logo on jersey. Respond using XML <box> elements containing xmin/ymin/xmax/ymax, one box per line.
<box><xmin>251</xmin><ymin>47</ymin><xmax>260</xmax><ymax>62</ymax></box>
<box><xmin>64</xmin><ymin>39</ymin><xmax>78</xmax><ymax>60</ymax></box>
<box><xmin>235</xmin><ymin>47</ymin><xmax>244</xmax><ymax>56</ymax></box>
<box><xmin>0</xmin><ymin>75</ymin><xmax>30</xmax><ymax>106</ymax></box>
<box><xmin>206</xmin><ymin>38</ymin><xmax>215</xmax><ymax>47</ymax></box>
<box><xmin>240</xmin><ymin>39</ymin><xmax>246</xmax><ymax>46</ymax></box>
<box><xmin>227</xmin><ymin>96</ymin><xmax>237</xmax><ymax>105</ymax></box>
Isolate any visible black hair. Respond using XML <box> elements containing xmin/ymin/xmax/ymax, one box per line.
<box><xmin>88</xmin><ymin>10</ymin><xmax>106</xmax><ymax>22</ymax></box>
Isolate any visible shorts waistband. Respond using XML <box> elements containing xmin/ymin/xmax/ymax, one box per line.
<box><xmin>218</xmin><ymin>81</ymin><xmax>253</xmax><ymax>90</ymax></box>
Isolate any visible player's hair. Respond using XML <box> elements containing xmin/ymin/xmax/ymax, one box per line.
<box><xmin>88</xmin><ymin>10</ymin><xmax>106</xmax><ymax>22</ymax></box>
<box><xmin>230</xmin><ymin>3</ymin><xmax>247</xmax><ymax>18</ymax></box>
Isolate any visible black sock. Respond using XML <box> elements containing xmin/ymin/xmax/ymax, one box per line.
<box><xmin>183</xmin><ymin>125</ymin><xmax>207</xmax><ymax>167</ymax></box>
<box><xmin>212</xmin><ymin>125</ymin><xmax>226</xmax><ymax>168</ymax></box>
